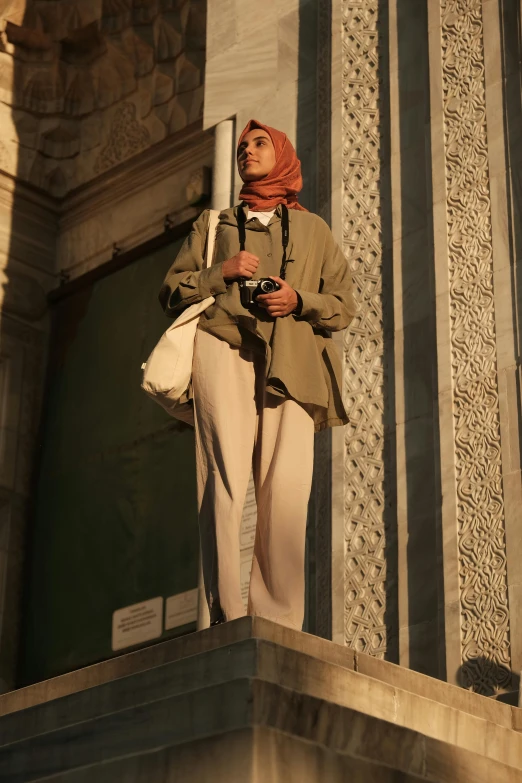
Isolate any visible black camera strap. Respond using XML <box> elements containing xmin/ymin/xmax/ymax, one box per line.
<box><xmin>237</xmin><ymin>203</ymin><xmax>293</xmax><ymax>280</ymax></box>
<box><xmin>237</xmin><ymin>204</ymin><xmax>247</xmax><ymax>251</ymax></box>
<box><xmin>279</xmin><ymin>203</ymin><xmax>292</xmax><ymax>281</ymax></box>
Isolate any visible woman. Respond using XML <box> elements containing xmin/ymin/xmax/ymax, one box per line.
<box><xmin>159</xmin><ymin>119</ymin><xmax>356</xmax><ymax>630</ymax></box>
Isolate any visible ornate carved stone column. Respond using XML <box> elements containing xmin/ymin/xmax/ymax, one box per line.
<box><xmin>337</xmin><ymin>0</ymin><xmax>398</xmax><ymax>660</ymax></box>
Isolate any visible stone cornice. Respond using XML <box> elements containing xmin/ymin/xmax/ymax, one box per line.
<box><xmin>60</xmin><ymin>120</ymin><xmax>212</xmax><ymax>229</ymax></box>
<box><xmin>0</xmin><ymin>121</ymin><xmax>213</xmax><ymax>223</ymax></box>
<box><xmin>0</xmin><ymin>122</ymin><xmax>213</xmax><ymax>290</ymax></box>
<box><xmin>54</xmin><ymin>122</ymin><xmax>213</xmax><ymax>281</ymax></box>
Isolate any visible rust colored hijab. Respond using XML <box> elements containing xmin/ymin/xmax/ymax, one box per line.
<box><xmin>237</xmin><ymin>119</ymin><xmax>308</xmax><ymax>212</ymax></box>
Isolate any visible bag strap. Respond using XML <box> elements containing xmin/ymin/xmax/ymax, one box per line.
<box><xmin>204</xmin><ymin>209</ymin><xmax>220</xmax><ymax>269</ymax></box>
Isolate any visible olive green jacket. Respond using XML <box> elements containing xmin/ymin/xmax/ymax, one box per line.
<box><xmin>159</xmin><ymin>204</ymin><xmax>357</xmax><ymax>431</ymax></box>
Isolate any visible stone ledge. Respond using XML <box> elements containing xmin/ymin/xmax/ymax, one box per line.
<box><xmin>0</xmin><ymin>669</ymin><xmax>520</xmax><ymax>782</ymax></box>
<box><xmin>0</xmin><ymin>618</ymin><xmax>521</xmax><ymax>781</ymax></box>
<box><xmin>1</xmin><ymin>616</ymin><xmax>518</xmax><ymax>730</ymax></box>
<box><xmin>355</xmin><ymin>647</ymin><xmax>518</xmax><ymax>730</ymax></box>
<box><xmin>0</xmin><ymin>618</ymin><xmax>352</xmax><ymax>717</ymax></box>
<box><xmin>16</xmin><ymin>726</ymin><xmax>522</xmax><ymax>783</ymax></box>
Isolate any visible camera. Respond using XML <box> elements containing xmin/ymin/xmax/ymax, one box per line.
<box><xmin>239</xmin><ymin>278</ymin><xmax>281</xmax><ymax>307</ymax></box>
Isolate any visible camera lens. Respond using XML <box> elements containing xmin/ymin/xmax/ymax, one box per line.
<box><xmin>260</xmin><ymin>279</ymin><xmax>276</xmax><ymax>293</ymax></box>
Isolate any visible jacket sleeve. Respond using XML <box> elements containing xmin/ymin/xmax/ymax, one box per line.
<box><xmin>158</xmin><ymin>210</ymin><xmax>228</xmax><ymax>317</ymax></box>
<box><xmin>293</xmin><ymin>226</ymin><xmax>358</xmax><ymax>331</ymax></box>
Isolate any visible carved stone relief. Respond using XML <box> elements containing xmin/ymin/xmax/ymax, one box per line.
<box><xmin>0</xmin><ymin>0</ymin><xmax>205</xmax><ymax>195</ymax></box>
<box><xmin>440</xmin><ymin>0</ymin><xmax>511</xmax><ymax>693</ymax></box>
<box><xmin>94</xmin><ymin>102</ymin><xmax>150</xmax><ymax>174</ymax></box>
<box><xmin>341</xmin><ymin>1</ymin><xmax>387</xmax><ymax>656</ymax></box>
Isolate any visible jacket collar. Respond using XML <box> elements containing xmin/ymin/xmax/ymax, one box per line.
<box><xmin>218</xmin><ymin>203</ymin><xmax>291</xmax><ymax>229</ymax></box>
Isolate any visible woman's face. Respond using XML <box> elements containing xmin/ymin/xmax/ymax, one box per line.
<box><xmin>237</xmin><ymin>129</ymin><xmax>276</xmax><ymax>182</ymax></box>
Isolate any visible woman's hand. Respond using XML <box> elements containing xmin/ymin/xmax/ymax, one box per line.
<box><xmin>222</xmin><ymin>251</ymin><xmax>259</xmax><ymax>282</ymax></box>
<box><xmin>256</xmin><ymin>276</ymin><xmax>299</xmax><ymax>317</ymax></box>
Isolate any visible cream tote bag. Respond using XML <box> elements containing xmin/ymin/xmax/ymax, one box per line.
<box><xmin>141</xmin><ymin>209</ymin><xmax>220</xmax><ymax>421</ymax></box>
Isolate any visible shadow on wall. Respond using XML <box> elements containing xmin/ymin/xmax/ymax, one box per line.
<box><xmin>294</xmin><ymin>0</ymin><xmax>329</xmax><ymax>638</ymax></box>
<box><xmin>378</xmin><ymin>0</ymin><xmax>399</xmax><ymax>667</ymax></box>
<box><xmin>457</xmin><ymin>657</ymin><xmax>520</xmax><ymax>703</ymax></box>
<box><xmin>0</xmin><ymin>3</ymin><xmax>57</xmax><ymax>690</ymax></box>
<box><xmin>397</xmin><ymin>0</ymin><xmax>444</xmax><ymax>679</ymax></box>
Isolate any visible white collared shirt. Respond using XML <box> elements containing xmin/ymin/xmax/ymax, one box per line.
<box><xmin>246</xmin><ymin>208</ymin><xmax>276</xmax><ymax>226</ymax></box>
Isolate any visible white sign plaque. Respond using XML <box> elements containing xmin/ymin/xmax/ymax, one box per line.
<box><xmin>165</xmin><ymin>588</ymin><xmax>198</xmax><ymax>630</ymax></box>
<box><xmin>112</xmin><ymin>597</ymin><xmax>163</xmax><ymax>651</ymax></box>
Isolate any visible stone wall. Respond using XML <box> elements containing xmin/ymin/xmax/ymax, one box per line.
<box><xmin>203</xmin><ymin>0</ymin><xmax>320</xmax><ymax>212</ymax></box>
<box><xmin>0</xmin><ymin>0</ymin><xmax>211</xmax><ymax>691</ymax></box>
<box><xmin>0</xmin><ymin>131</ymin><xmax>214</xmax><ymax>692</ymax></box>
<box><xmin>334</xmin><ymin>0</ymin><xmax>522</xmax><ymax>695</ymax></box>
<box><xmin>0</xmin><ymin>0</ymin><xmax>205</xmax><ymax>196</ymax></box>
<box><xmin>0</xmin><ymin>175</ymin><xmax>57</xmax><ymax>692</ymax></box>
<box><xmin>202</xmin><ymin>0</ymin><xmax>522</xmax><ymax>693</ymax></box>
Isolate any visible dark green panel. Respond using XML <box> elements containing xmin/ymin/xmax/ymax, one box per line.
<box><xmin>20</xmin><ymin>238</ymin><xmax>199</xmax><ymax>684</ymax></box>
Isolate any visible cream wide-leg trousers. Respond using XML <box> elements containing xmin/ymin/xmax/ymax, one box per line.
<box><xmin>192</xmin><ymin>328</ymin><xmax>315</xmax><ymax>630</ymax></box>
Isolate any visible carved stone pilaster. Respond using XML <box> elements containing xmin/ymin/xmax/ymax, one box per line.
<box><xmin>436</xmin><ymin>0</ymin><xmax>511</xmax><ymax>694</ymax></box>
<box><xmin>341</xmin><ymin>1</ymin><xmax>391</xmax><ymax>657</ymax></box>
